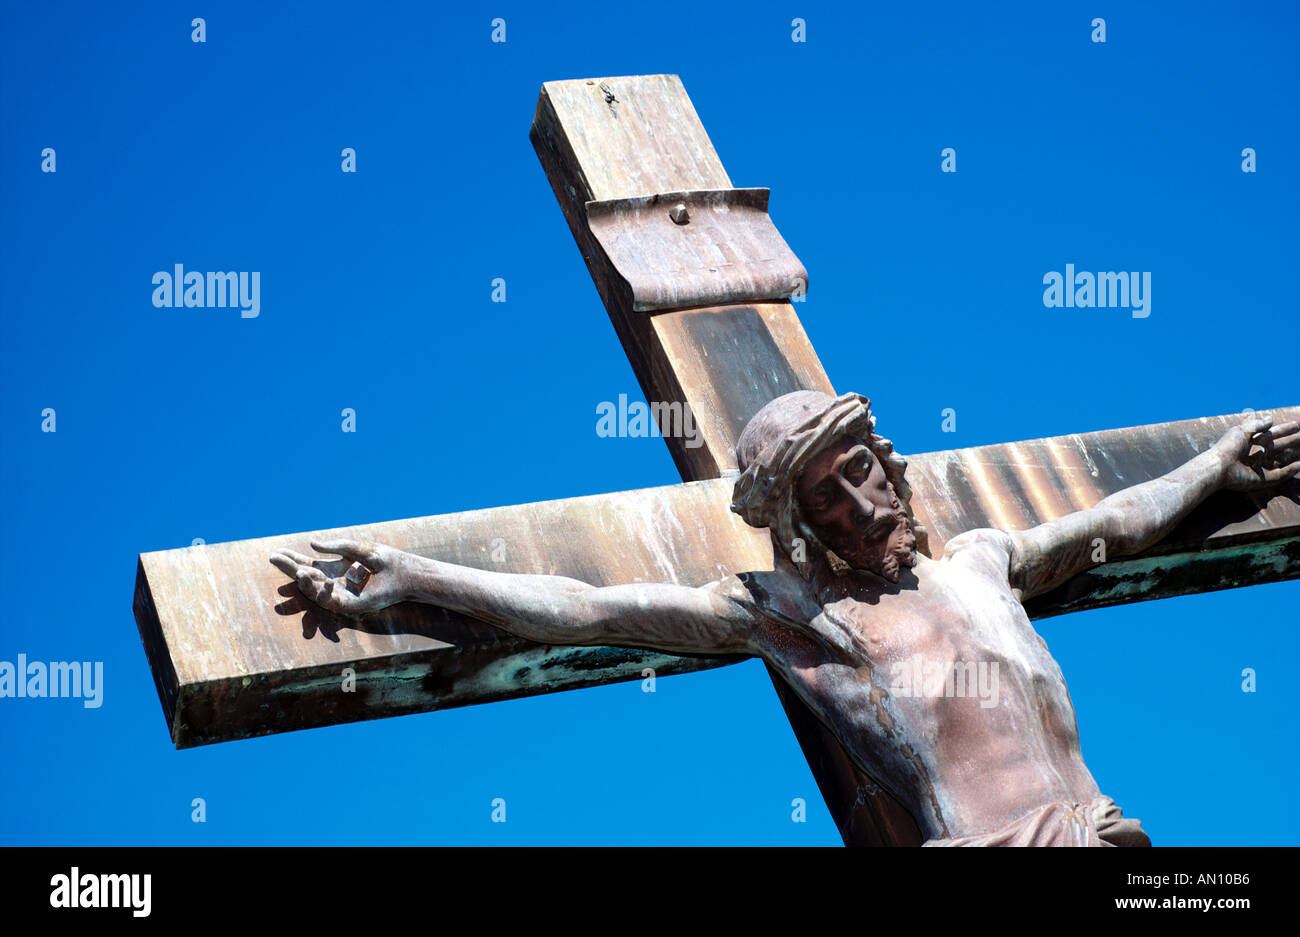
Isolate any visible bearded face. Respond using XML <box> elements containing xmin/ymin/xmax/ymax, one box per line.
<box><xmin>794</xmin><ymin>435</ymin><xmax>919</xmax><ymax>582</ymax></box>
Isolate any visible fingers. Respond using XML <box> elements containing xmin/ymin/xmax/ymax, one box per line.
<box><xmin>1267</xmin><ymin>436</ymin><xmax>1300</xmax><ymax>463</ymax></box>
<box><xmin>269</xmin><ymin>551</ymin><xmax>364</xmax><ymax>615</ymax></box>
<box><xmin>1250</xmin><ymin>421</ymin><xmax>1298</xmax><ymax>444</ymax></box>
<box><xmin>279</xmin><ymin>548</ymin><xmax>316</xmax><ymax>567</ymax></box>
<box><xmin>1221</xmin><ymin>419</ymin><xmax>1266</xmax><ymax>455</ymax></box>
<box><xmin>1260</xmin><ymin>423</ymin><xmax>1300</xmax><ymax>453</ymax></box>
<box><xmin>311</xmin><ymin>539</ymin><xmax>383</xmax><ymax>567</ymax></box>
<box><xmin>294</xmin><ymin>566</ymin><xmax>360</xmax><ymax>614</ymax></box>
<box><xmin>272</xmin><ymin>548</ymin><xmax>352</xmax><ymax>581</ymax></box>
<box><xmin>1262</xmin><ymin>461</ymin><xmax>1300</xmax><ymax>484</ymax></box>
<box><xmin>295</xmin><ymin>566</ymin><xmax>329</xmax><ymax>600</ymax></box>
<box><xmin>269</xmin><ymin>552</ymin><xmax>301</xmax><ymax>578</ymax></box>
<box><xmin>270</xmin><ymin>549</ymin><xmax>334</xmax><ymax>576</ymax></box>
<box><xmin>1248</xmin><ymin>422</ymin><xmax>1300</xmax><ymax>468</ymax></box>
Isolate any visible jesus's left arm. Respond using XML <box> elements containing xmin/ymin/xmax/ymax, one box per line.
<box><xmin>941</xmin><ymin>415</ymin><xmax>1298</xmax><ymax>601</ymax></box>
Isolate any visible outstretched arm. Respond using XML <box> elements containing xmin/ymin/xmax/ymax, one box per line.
<box><xmin>270</xmin><ymin>541</ymin><xmax>758</xmax><ymax>656</ymax></box>
<box><xmin>1001</xmin><ymin>416</ymin><xmax>1299</xmax><ymax>600</ymax></box>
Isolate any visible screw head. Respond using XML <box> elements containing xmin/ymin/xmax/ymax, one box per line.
<box><xmin>669</xmin><ymin>203</ymin><xmax>690</xmax><ymax>225</ymax></box>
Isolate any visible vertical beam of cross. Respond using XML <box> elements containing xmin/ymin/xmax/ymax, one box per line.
<box><xmin>531</xmin><ymin>73</ymin><xmax>926</xmax><ymax>845</ymax></box>
<box><xmin>530</xmin><ymin>74</ymin><xmax>834</xmax><ymax>479</ymax></box>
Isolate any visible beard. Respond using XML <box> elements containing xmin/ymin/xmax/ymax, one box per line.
<box><xmin>830</xmin><ymin>489</ymin><xmax>919</xmax><ymax>582</ymax></box>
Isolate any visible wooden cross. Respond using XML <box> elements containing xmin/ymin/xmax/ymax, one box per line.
<box><xmin>133</xmin><ymin>74</ymin><xmax>1300</xmax><ymax>846</ymax></box>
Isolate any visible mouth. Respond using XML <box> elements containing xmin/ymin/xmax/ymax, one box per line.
<box><xmin>858</xmin><ymin>510</ymin><xmax>897</xmax><ymax>542</ymax></box>
<box><xmin>836</xmin><ymin>511</ymin><xmax>917</xmax><ymax>578</ymax></box>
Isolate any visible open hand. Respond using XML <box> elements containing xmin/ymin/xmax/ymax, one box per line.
<box><xmin>270</xmin><ymin>539</ymin><xmax>411</xmax><ymax>617</ymax></box>
<box><xmin>1215</xmin><ymin>416</ymin><xmax>1300</xmax><ymax>492</ymax></box>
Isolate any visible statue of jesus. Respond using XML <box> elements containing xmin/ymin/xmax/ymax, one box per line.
<box><xmin>271</xmin><ymin>391</ymin><xmax>1298</xmax><ymax>846</ymax></box>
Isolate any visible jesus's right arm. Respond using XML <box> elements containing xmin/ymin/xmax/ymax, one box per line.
<box><xmin>270</xmin><ymin>540</ymin><xmax>760</xmax><ymax>656</ymax></box>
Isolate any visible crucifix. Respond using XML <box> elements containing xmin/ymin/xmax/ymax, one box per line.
<box><xmin>133</xmin><ymin>74</ymin><xmax>1300</xmax><ymax>846</ymax></box>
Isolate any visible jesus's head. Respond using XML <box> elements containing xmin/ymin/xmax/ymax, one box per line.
<box><xmin>731</xmin><ymin>391</ymin><xmax>928</xmax><ymax>582</ymax></box>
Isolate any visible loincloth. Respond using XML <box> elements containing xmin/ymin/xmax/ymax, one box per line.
<box><xmin>922</xmin><ymin>795</ymin><xmax>1151</xmax><ymax>847</ymax></box>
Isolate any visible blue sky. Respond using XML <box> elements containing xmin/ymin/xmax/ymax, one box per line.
<box><xmin>1</xmin><ymin>0</ymin><xmax>1296</xmax><ymax>845</ymax></box>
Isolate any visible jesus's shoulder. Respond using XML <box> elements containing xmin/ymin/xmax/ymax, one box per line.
<box><xmin>724</xmin><ymin>568</ymin><xmax>821</xmax><ymax>627</ymax></box>
<box><xmin>716</xmin><ymin>569</ymin><xmax>866</xmax><ymax>663</ymax></box>
<box><xmin>938</xmin><ymin>528</ymin><xmax>1016</xmax><ymax>571</ymax></box>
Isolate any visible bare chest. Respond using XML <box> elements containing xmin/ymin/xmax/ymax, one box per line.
<box><xmin>774</xmin><ymin>557</ymin><xmax>1073</xmax><ymax>730</ymax></box>
<box><xmin>752</xmin><ymin>557</ymin><xmax>1094</xmax><ymax>834</ymax></box>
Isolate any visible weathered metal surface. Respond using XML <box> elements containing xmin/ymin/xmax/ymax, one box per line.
<box><xmin>531</xmin><ymin>75</ymin><xmax>830</xmax><ymax>481</ymax></box>
<box><xmin>134</xmin><ymin>477</ymin><xmax>771</xmax><ymax>748</ymax></box>
<box><xmin>908</xmin><ymin>407</ymin><xmax>1300</xmax><ymax>560</ymax></box>
<box><xmin>1025</xmin><ymin>534</ymin><xmax>1299</xmax><ymax>619</ymax></box>
<box><xmin>586</xmin><ymin>188</ymin><xmax>807</xmax><ymax>311</ymax></box>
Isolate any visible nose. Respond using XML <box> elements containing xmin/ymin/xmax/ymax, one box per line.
<box><xmin>834</xmin><ymin>475</ymin><xmax>875</xmax><ymax>528</ymax></box>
